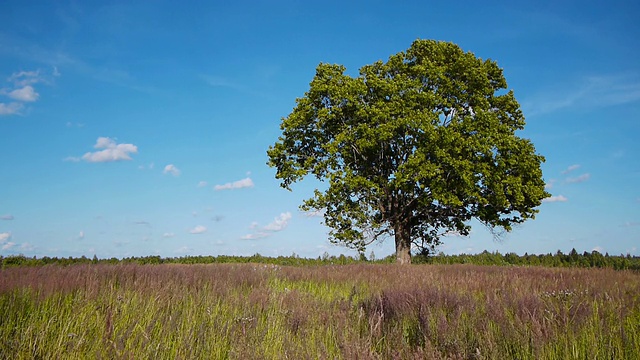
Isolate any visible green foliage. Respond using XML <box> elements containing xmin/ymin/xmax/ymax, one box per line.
<box><xmin>268</xmin><ymin>39</ymin><xmax>548</xmax><ymax>263</ymax></box>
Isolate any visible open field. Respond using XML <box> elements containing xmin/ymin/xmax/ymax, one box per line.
<box><xmin>1</xmin><ymin>263</ymin><xmax>639</xmax><ymax>359</ymax></box>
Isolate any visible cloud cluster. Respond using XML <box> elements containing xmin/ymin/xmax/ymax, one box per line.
<box><xmin>242</xmin><ymin>212</ymin><xmax>292</xmax><ymax>240</ymax></box>
<box><xmin>561</xmin><ymin>164</ymin><xmax>580</xmax><ymax>174</ymax></box>
<box><xmin>0</xmin><ymin>232</ymin><xmax>11</xmax><ymax>243</ymax></box>
<box><xmin>0</xmin><ymin>232</ymin><xmax>14</xmax><ymax>250</ymax></box>
<box><xmin>0</xmin><ymin>70</ymin><xmax>49</xmax><ymax>116</ymax></box>
<box><xmin>544</xmin><ymin>163</ymin><xmax>592</xmax><ymax>204</ymax></box>
<box><xmin>189</xmin><ymin>225</ymin><xmax>207</xmax><ymax>234</ymax></box>
<box><xmin>163</xmin><ymin>164</ymin><xmax>181</xmax><ymax>176</ymax></box>
<box><xmin>0</xmin><ymin>214</ymin><xmax>14</xmax><ymax>220</ymax></box>
<box><xmin>542</xmin><ymin>195</ymin><xmax>568</xmax><ymax>203</ymax></box>
<box><xmin>214</xmin><ymin>177</ymin><xmax>254</xmax><ymax>190</ymax></box>
<box><xmin>67</xmin><ymin>137</ymin><xmax>138</xmax><ymax>162</ymax></box>
<box><xmin>566</xmin><ymin>173</ymin><xmax>591</xmax><ymax>184</ymax></box>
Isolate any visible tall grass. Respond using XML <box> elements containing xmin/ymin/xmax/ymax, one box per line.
<box><xmin>1</xmin><ymin>263</ymin><xmax>638</xmax><ymax>359</ymax></box>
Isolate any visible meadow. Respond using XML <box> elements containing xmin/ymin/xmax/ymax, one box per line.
<box><xmin>1</xmin><ymin>263</ymin><xmax>639</xmax><ymax>359</ymax></box>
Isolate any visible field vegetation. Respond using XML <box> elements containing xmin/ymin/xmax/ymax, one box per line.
<box><xmin>1</xmin><ymin>262</ymin><xmax>639</xmax><ymax>359</ymax></box>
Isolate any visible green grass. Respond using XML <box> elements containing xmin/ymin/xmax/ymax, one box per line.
<box><xmin>1</xmin><ymin>263</ymin><xmax>639</xmax><ymax>359</ymax></box>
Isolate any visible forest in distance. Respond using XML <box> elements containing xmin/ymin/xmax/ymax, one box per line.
<box><xmin>2</xmin><ymin>248</ymin><xmax>639</xmax><ymax>270</ymax></box>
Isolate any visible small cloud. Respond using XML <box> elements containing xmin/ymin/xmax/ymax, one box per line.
<box><xmin>0</xmin><ymin>69</ymin><xmax>51</xmax><ymax>116</ymax></box>
<box><xmin>2</xmin><ymin>242</ymin><xmax>16</xmax><ymax>250</ymax></box>
<box><xmin>78</xmin><ymin>137</ymin><xmax>138</xmax><ymax>163</ymax></box>
<box><xmin>78</xmin><ymin>231</ymin><xmax>85</xmax><ymax>239</ymax></box>
<box><xmin>66</xmin><ymin>121</ymin><xmax>85</xmax><ymax>128</ymax></box>
<box><xmin>214</xmin><ymin>177</ymin><xmax>254</xmax><ymax>190</ymax></box>
<box><xmin>592</xmin><ymin>246</ymin><xmax>604</xmax><ymax>253</ymax></box>
<box><xmin>264</xmin><ymin>212</ymin><xmax>292</xmax><ymax>231</ymax></box>
<box><xmin>20</xmin><ymin>243</ymin><xmax>35</xmax><ymax>251</ymax></box>
<box><xmin>7</xmin><ymin>85</ymin><xmax>39</xmax><ymax>102</ymax></box>
<box><xmin>0</xmin><ymin>102</ymin><xmax>24</xmax><ymax>116</ymax></box>
<box><xmin>163</xmin><ymin>164</ymin><xmax>181</xmax><ymax>176</ymax></box>
<box><xmin>242</xmin><ymin>212</ymin><xmax>293</xmax><ymax>239</ymax></box>
<box><xmin>621</xmin><ymin>221</ymin><xmax>640</xmax><ymax>228</ymax></box>
<box><xmin>561</xmin><ymin>164</ymin><xmax>581</xmax><ymax>174</ymax></box>
<box><xmin>189</xmin><ymin>225</ymin><xmax>207</xmax><ymax>234</ymax></box>
<box><xmin>176</xmin><ymin>246</ymin><xmax>192</xmax><ymax>254</ymax></box>
<box><xmin>542</xmin><ymin>195</ymin><xmax>568</xmax><ymax>203</ymax></box>
<box><xmin>241</xmin><ymin>232</ymin><xmax>269</xmax><ymax>240</ymax></box>
<box><xmin>134</xmin><ymin>221</ymin><xmax>150</xmax><ymax>226</ymax></box>
<box><xmin>163</xmin><ymin>232</ymin><xmax>175</xmax><ymax>238</ymax></box>
<box><xmin>138</xmin><ymin>162</ymin><xmax>154</xmax><ymax>170</ymax></box>
<box><xmin>544</xmin><ymin>179</ymin><xmax>556</xmax><ymax>190</ymax></box>
<box><xmin>0</xmin><ymin>214</ymin><xmax>14</xmax><ymax>220</ymax></box>
<box><xmin>0</xmin><ymin>232</ymin><xmax>11</xmax><ymax>243</ymax></box>
<box><xmin>302</xmin><ymin>210</ymin><xmax>324</xmax><ymax>218</ymax></box>
<box><xmin>197</xmin><ymin>181</ymin><xmax>208</xmax><ymax>188</ymax></box>
<box><xmin>8</xmin><ymin>70</ymin><xmax>43</xmax><ymax>87</ymax></box>
<box><xmin>566</xmin><ymin>173</ymin><xmax>591</xmax><ymax>184</ymax></box>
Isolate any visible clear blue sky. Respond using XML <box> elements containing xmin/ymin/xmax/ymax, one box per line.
<box><xmin>1</xmin><ymin>1</ymin><xmax>639</xmax><ymax>259</ymax></box>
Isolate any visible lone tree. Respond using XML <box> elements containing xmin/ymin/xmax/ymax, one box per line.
<box><xmin>268</xmin><ymin>40</ymin><xmax>549</xmax><ymax>264</ymax></box>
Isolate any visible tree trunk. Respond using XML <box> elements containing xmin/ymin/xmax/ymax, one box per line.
<box><xmin>395</xmin><ymin>222</ymin><xmax>412</xmax><ymax>265</ymax></box>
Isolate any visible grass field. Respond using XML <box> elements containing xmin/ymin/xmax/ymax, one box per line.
<box><xmin>1</xmin><ymin>263</ymin><xmax>639</xmax><ymax>359</ymax></box>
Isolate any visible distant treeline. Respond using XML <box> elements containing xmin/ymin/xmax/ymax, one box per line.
<box><xmin>1</xmin><ymin>249</ymin><xmax>639</xmax><ymax>270</ymax></box>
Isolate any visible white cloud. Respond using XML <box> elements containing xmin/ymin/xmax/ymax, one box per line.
<box><xmin>241</xmin><ymin>232</ymin><xmax>269</xmax><ymax>240</ymax></box>
<box><xmin>0</xmin><ymin>214</ymin><xmax>14</xmax><ymax>220</ymax></box>
<box><xmin>592</xmin><ymin>246</ymin><xmax>604</xmax><ymax>253</ymax></box>
<box><xmin>2</xmin><ymin>242</ymin><xmax>16</xmax><ymax>250</ymax></box>
<box><xmin>544</xmin><ymin>179</ymin><xmax>556</xmax><ymax>190</ymax></box>
<box><xmin>197</xmin><ymin>181</ymin><xmax>208</xmax><ymax>188</ymax></box>
<box><xmin>78</xmin><ymin>231</ymin><xmax>85</xmax><ymax>239</ymax></box>
<box><xmin>0</xmin><ymin>102</ymin><xmax>24</xmax><ymax>115</ymax></box>
<box><xmin>566</xmin><ymin>173</ymin><xmax>591</xmax><ymax>184</ymax></box>
<box><xmin>8</xmin><ymin>85</ymin><xmax>39</xmax><ymax>102</ymax></box>
<box><xmin>214</xmin><ymin>177</ymin><xmax>254</xmax><ymax>190</ymax></box>
<box><xmin>80</xmin><ymin>137</ymin><xmax>138</xmax><ymax>162</ymax></box>
<box><xmin>542</xmin><ymin>195</ymin><xmax>568</xmax><ymax>203</ymax></box>
<box><xmin>138</xmin><ymin>162</ymin><xmax>154</xmax><ymax>170</ymax></box>
<box><xmin>20</xmin><ymin>243</ymin><xmax>35</xmax><ymax>251</ymax></box>
<box><xmin>8</xmin><ymin>70</ymin><xmax>43</xmax><ymax>87</ymax></box>
<box><xmin>189</xmin><ymin>225</ymin><xmax>207</xmax><ymax>234</ymax></box>
<box><xmin>264</xmin><ymin>212</ymin><xmax>292</xmax><ymax>231</ymax></box>
<box><xmin>163</xmin><ymin>164</ymin><xmax>181</xmax><ymax>176</ymax></box>
<box><xmin>163</xmin><ymin>232</ymin><xmax>175</xmax><ymax>238</ymax></box>
<box><xmin>561</xmin><ymin>164</ymin><xmax>581</xmax><ymax>174</ymax></box>
<box><xmin>524</xmin><ymin>73</ymin><xmax>640</xmax><ymax>116</ymax></box>
<box><xmin>0</xmin><ymin>232</ymin><xmax>11</xmax><ymax>243</ymax></box>
<box><xmin>176</xmin><ymin>246</ymin><xmax>192</xmax><ymax>254</ymax></box>
<box><xmin>0</xmin><ymin>70</ymin><xmax>49</xmax><ymax>116</ymax></box>
<box><xmin>242</xmin><ymin>212</ymin><xmax>293</xmax><ymax>240</ymax></box>
<box><xmin>302</xmin><ymin>209</ymin><xmax>324</xmax><ymax>218</ymax></box>
<box><xmin>621</xmin><ymin>222</ymin><xmax>640</xmax><ymax>228</ymax></box>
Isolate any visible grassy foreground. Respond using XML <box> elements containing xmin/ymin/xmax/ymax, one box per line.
<box><xmin>1</xmin><ymin>263</ymin><xmax>639</xmax><ymax>359</ymax></box>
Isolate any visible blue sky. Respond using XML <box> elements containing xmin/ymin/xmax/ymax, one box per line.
<box><xmin>1</xmin><ymin>0</ymin><xmax>639</xmax><ymax>259</ymax></box>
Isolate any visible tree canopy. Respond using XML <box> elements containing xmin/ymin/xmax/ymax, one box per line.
<box><xmin>267</xmin><ymin>39</ymin><xmax>549</xmax><ymax>264</ymax></box>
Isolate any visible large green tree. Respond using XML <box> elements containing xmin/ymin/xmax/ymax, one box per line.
<box><xmin>267</xmin><ymin>40</ymin><xmax>549</xmax><ymax>264</ymax></box>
